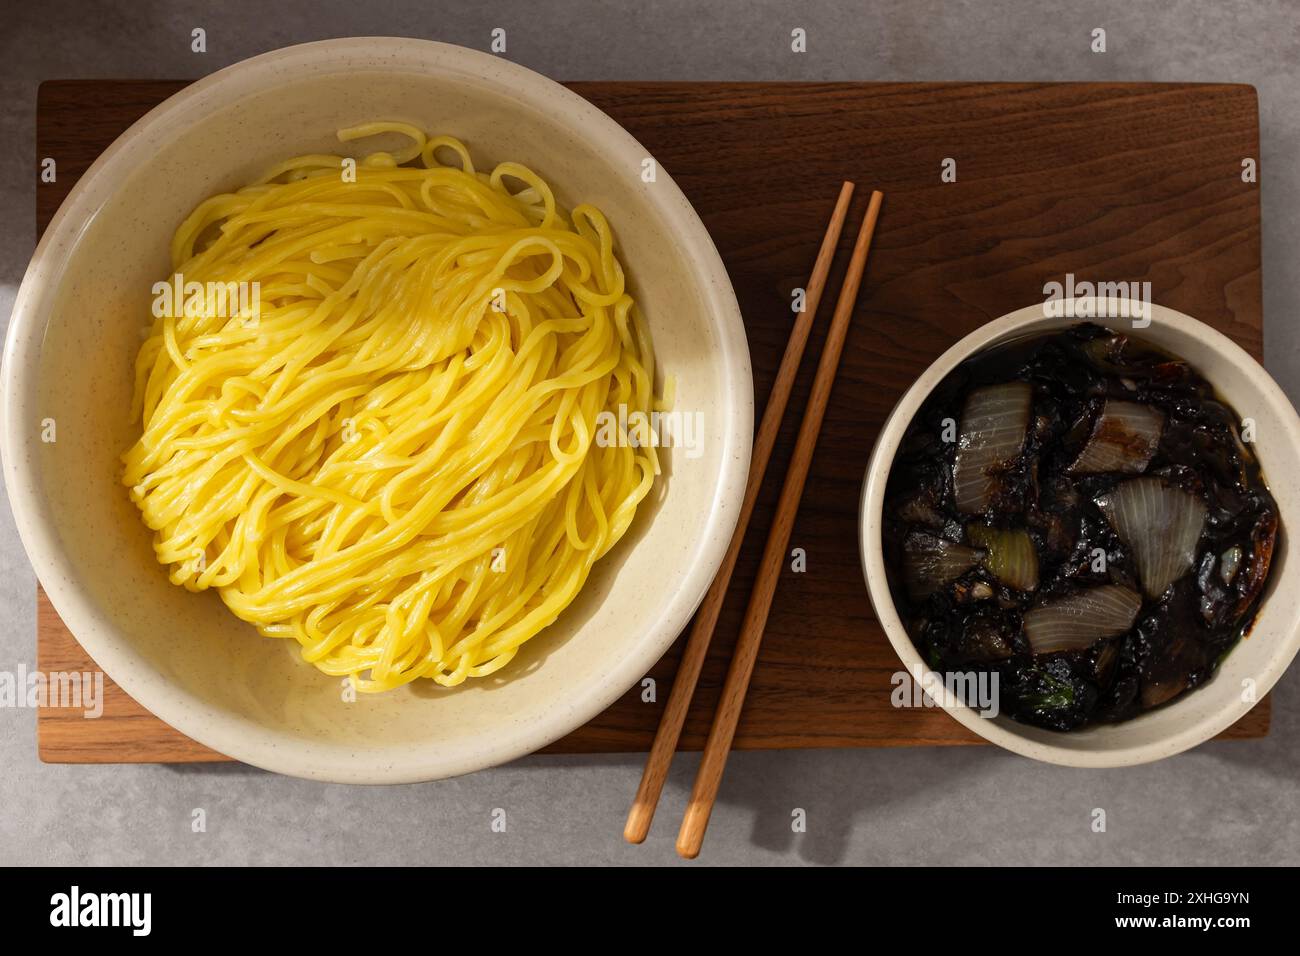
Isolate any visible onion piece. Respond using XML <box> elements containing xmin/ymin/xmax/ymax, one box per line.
<box><xmin>952</xmin><ymin>382</ymin><xmax>1032</xmax><ymax>514</ymax></box>
<box><xmin>1219</xmin><ymin>545</ymin><xmax>1243</xmax><ymax>586</ymax></box>
<box><xmin>967</xmin><ymin>524</ymin><xmax>1039</xmax><ymax>591</ymax></box>
<box><xmin>1141</xmin><ymin>673</ymin><xmax>1189</xmax><ymax>709</ymax></box>
<box><xmin>1233</xmin><ymin>511</ymin><xmax>1278</xmax><ymax>619</ymax></box>
<box><xmin>898</xmin><ymin>494</ymin><xmax>944</xmax><ymax>527</ymax></box>
<box><xmin>903</xmin><ymin>532</ymin><xmax>984</xmax><ymax>599</ymax></box>
<box><xmin>1024</xmin><ymin>585</ymin><xmax>1142</xmax><ymax>655</ymax></box>
<box><xmin>1096</xmin><ymin>477</ymin><xmax>1207</xmax><ymax>599</ymax></box>
<box><xmin>1082</xmin><ymin>334</ymin><xmax>1125</xmax><ymax>372</ymax></box>
<box><xmin>1068</xmin><ymin>400</ymin><xmax>1165</xmax><ymax>474</ymax></box>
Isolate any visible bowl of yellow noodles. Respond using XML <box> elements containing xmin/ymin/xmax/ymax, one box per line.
<box><xmin>1</xmin><ymin>38</ymin><xmax>752</xmax><ymax>782</ymax></box>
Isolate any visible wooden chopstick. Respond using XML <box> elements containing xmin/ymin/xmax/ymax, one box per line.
<box><xmin>623</xmin><ymin>182</ymin><xmax>857</xmax><ymax>845</ymax></box>
<box><xmin>676</xmin><ymin>190</ymin><xmax>885</xmax><ymax>860</ymax></box>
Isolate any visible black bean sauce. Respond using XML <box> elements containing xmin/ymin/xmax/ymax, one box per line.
<box><xmin>883</xmin><ymin>323</ymin><xmax>1278</xmax><ymax>730</ymax></box>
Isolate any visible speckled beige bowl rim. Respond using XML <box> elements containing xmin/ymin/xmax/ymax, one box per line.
<box><xmin>1</xmin><ymin>38</ymin><xmax>754</xmax><ymax>783</ymax></box>
<box><xmin>859</xmin><ymin>299</ymin><xmax>1300</xmax><ymax>767</ymax></box>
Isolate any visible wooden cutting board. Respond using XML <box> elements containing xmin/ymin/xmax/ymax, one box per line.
<box><xmin>35</xmin><ymin>79</ymin><xmax>1269</xmax><ymax>763</ymax></box>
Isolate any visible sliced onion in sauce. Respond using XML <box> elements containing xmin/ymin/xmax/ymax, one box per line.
<box><xmin>903</xmin><ymin>532</ymin><xmax>984</xmax><ymax>599</ymax></box>
<box><xmin>1023</xmin><ymin>585</ymin><xmax>1142</xmax><ymax>655</ymax></box>
<box><xmin>952</xmin><ymin>382</ymin><xmax>1032</xmax><ymax>514</ymax></box>
<box><xmin>967</xmin><ymin>524</ymin><xmax>1039</xmax><ymax>592</ymax></box>
<box><xmin>1233</xmin><ymin>511</ymin><xmax>1278</xmax><ymax>619</ymax></box>
<box><xmin>1096</xmin><ymin>477</ymin><xmax>1207</xmax><ymax>599</ymax></box>
<box><xmin>1068</xmin><ymin>400</ymin><xmax>1165</xmax><ymax>474</ymax></box>
<box><xmin>1219</xmin><ymin>545</ymin><xmax>1243</xmax><ymax>586</ymax></box>
<box><xmin>898</xmin><ymin>494</ymin><xmax>944</xmax><ymax>527</ymax></box>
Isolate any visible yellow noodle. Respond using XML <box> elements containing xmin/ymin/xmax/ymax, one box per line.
<box><xmin>123</xmin><ymin>124</ymin><xmax>658</xmax><ymax>691</ymax></box>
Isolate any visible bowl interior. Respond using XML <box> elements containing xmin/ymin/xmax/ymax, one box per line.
<box><xmin>7</xmin><ymin>41</ymin><xmax>750</xmax><ymax>782</ymax></box>
<box><xmin>861</xmin><ymin>301</ymin><xmax>1300</xmax><ymax>766</ymax></box>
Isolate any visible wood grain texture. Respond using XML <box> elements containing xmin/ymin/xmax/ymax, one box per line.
<box><xmin>626</xmin><ymin>182</ymin><xmax>855</xmax><ymax>844</ymax></box>
<box><xmin>679</xmin><ymin>190</ymin><xmax>884</xmax><ymax>859</ymax></box>
<box><xmin>35</xmin><ymin>80</ymin><xmax>1269</xmax><ymax>764</ymax></box>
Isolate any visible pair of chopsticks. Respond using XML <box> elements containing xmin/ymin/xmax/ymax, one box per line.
<box><xmin>625</xmin><ymin>183</ymin><xmax>884</xmax><ymax>858</ymax></box>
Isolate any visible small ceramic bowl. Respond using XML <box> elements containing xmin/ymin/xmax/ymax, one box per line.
<box><xmin>1</xmin><ymin>38</ymin><xmax>753</xmax><ymax>783</ymax></box>
<box><xmin>860</xmin><ymin>298</ymin><xmax>1300</xmax><ymax>767</ymax></box>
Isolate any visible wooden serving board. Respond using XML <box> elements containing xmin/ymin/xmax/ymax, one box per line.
<box><xmin>36</xmin><ymin>80</ymin><xmax>1269</xmax><ymax>763</ymax></box>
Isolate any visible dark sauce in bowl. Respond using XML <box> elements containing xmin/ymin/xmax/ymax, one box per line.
<box><xmin>882</xmin><ymin>323</ymin><xmax>1278</xmax><ymax>731</ymax></box>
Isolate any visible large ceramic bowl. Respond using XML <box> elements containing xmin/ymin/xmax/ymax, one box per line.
<box><xmin>860</xmin><ymin>299</ymin><xmax>1300</xmax><ymax>767</ymax></box>
<box><xmin>1</xmin><ymin>38</ymin><xmax>752</xmax><ymax>783</ymax></box>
